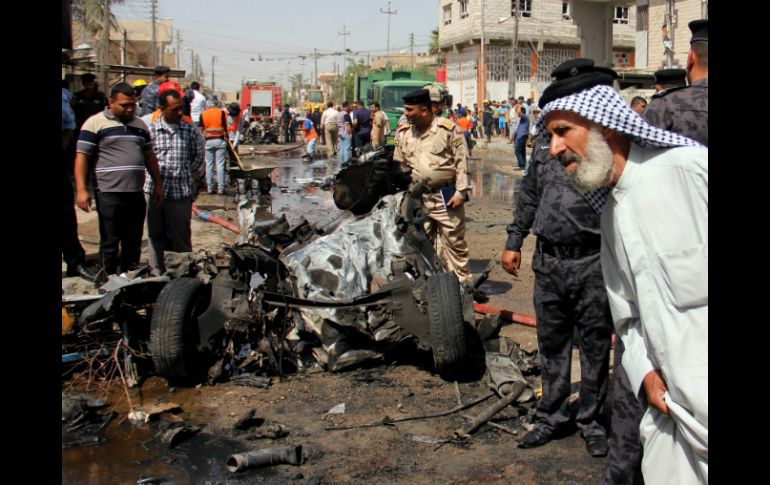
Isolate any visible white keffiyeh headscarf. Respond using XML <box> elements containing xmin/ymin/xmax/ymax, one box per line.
<box><xmin>535</xmin><ymin>84</ymin><xmax>704</xmax><ymax>149</ymax></box>
<box><xmin>534</xmin><ymin>84</ymin><xmax>705</xmax><ymax>214</ymax></box>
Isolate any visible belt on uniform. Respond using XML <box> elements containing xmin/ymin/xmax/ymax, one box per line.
<box><xmin>538</xmin><ymin>240</ymin><xmax>600</xmax><ymax>260</ymax></box>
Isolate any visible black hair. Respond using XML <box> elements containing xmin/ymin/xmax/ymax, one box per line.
<box><xmin>630</xmin><ymin>96</ymin><xmax>647</xmax><ymax>107</ymax></box>
<box><xmin>110</xmin><ymin>83</ymin><xmax>136</xmax><ymax>99</ymax></box>
<box><xmin>327</xmin><ymin>101</ymin><xmax>333</xmax><ymax>108</ymax></box>
<box><xmin>191</xmin><ymin>81</ymin><xmax>200</xmax><ymax>90</ymax></box>
<box><xmin>692</xmin><ymin>41</ymin><xmax>708</xmax><ymax>69</ymax></box>
<box><xmin>159</xmin><ymin>89</ymin><xmax>181</xmax><ymax>108</ymax></box>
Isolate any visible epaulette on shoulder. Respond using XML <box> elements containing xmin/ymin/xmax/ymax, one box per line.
<box><xmin>397</xmin><ymin>121</ymin><xmax>411</xmax><ymax>131</ymax></box>
<box><xmin>437</xmin><ymin>118</ymin><xmax>455</xmax><ymax>130</ymax></box>
<box><xmin>651</xmin><ymin>84</ymin><xmax>688</xmax><ymax>99</ymax></box>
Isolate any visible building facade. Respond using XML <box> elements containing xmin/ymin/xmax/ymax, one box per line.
<box><xmin>635</xmin><ymin>0</ymin><xmax>708</xmax><ymax>70</ymax></box>
<box><xmin>438</xmin><ymin>0</ymin><xmax>637</xmax><ymax>106</ymax></box>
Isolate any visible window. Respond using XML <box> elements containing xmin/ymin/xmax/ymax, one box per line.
<box><xmin>443</xmin><ymin>4</ymin><xmax>452</xmax><ymax>25</ymax></box>
<box><xmin>512</xmin><ymin>0</ymin><xmax>532</xmax><ymax>18</ymax></box>
<box><xmin>613</xmin><ymin>51</ymin><xmax>630</xmax><ymax>67</ymax></box>
<box><xmin>613</xmin><ymin>6</ymin><xmax>629</xmax><ymax>24</ymax></box>
<box><xmin>459</xmin><ymin>0</ymin><xmax>469</xmax><ymax>19</ymax></box>
<box><xmin>562</xmin><ymin>1</ymin><xmax>571</xmax><ymax>20</ymax></box>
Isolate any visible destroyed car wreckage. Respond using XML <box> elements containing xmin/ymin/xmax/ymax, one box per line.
<box><xmin>63</xmin><ymin>147</ymin><xmax>537</xmax><ymax>392</ymax></box>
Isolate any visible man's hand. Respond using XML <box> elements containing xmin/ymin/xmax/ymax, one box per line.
<box><xmin>152</xmin><ymin>185</ymin><xmax>165</xmax><ymax>208</ymax></box>
<box><xmin>643</xmin><ymin>369</ymin><xmax>670</xmax><ymax>416</ymax></box>
<box><xmin>76</xmin><ymin>189</ymin><xmax>92</xmax><ymax>212</ymax></box>
<box><xmin>501</xmin><ymin>250</ymin><xmax>522</xmax><ymax>276</ymax></box>
<box><xmin>445</xmin><ymin>192</ymin><xmax>464</xmax><ymax>208</ymax></box>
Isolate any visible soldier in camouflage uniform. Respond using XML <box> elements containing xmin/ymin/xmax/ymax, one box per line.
<box><xmin>643</xmin><ymin>20</ymin><xmax>708</xmax><ymax>146</ymax></box>
<box><xmin>501</xmin><ymin>135</ymin><xmax>614</xmax><ymax>458</ymax></box>
<box><xmin>394</xmin><ymin>89</ymin><xmax>471</xmax><ymax>283</ymax></box>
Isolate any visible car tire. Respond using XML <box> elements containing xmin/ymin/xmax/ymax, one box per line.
<box><xmin>150</xmin><ymin>278</ymin><xmax>211</xmax><ymax>385</ymax></box>
<box><xmin>426</xmin><ymin>272</ymin><xmax>468</xmax><ymax>378</ymax></box>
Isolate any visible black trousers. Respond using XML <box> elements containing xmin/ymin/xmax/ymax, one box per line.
<box><xmin>532</xmin><ymin>249</ymin><xmax>613</xmax><ymax>438</ymax></box>
<box><xmin>61</xmin><ymin>166</ymin><xmax>86</xmax><ymax>269</ymax></box>
<box><xmin>600</xmin><ymin>337</ymin><xmax>645</xmax><ymax>485</ymax></box>
<box><xmin>95</xmin><ymin>192</ymin><xmax>146</xmax><ymax>275</ymax></box>
<box><xmin>354</xmin><ymin>130</ymin><xmax>371</xmax><ymax>150</ymax></box>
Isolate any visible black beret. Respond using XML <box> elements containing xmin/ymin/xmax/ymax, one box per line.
<box><xmin>81</xmin><ymin>73</ymin><xmax>96</xmax><ymax>82</ymax></box>
<box><xmin>654</xmin><ymin>68</ymin><xmax>687</xmax><ymax>86</ymax></box>
<box><xmin>538</xmin><ymin>58</ymin><xmax>618</xmax><ymax>108</ymax></box>
<box><xmin>689</xmin><ymin>19</ymin><xmax>708</xmax><ymax>43</ymax></box>
<box><xmin>402</xmin><ymin>88</ymin><xmax>431</xmax><ymax>106</ymax></box>
<box><xmin>154</xmin><ymin>65</ymin><xmax>171</xmax><ymax>74</ymax></box>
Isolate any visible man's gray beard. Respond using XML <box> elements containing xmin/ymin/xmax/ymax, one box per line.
<box><xmin>569</xmin><ymin>126</ymin><xmax>615</xmax><ymax>192</ymax></box>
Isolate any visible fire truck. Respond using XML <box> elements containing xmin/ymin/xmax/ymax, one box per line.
<box><xmin>240</xmin><ymin>81</ymin><xmax>282</xmax><ymax>121</ymax></box>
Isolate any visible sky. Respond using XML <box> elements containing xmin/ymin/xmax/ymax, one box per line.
<box><xmin>112</xmin><ymin>0</ymin><xmax>440</xmax><ymax>92</ymax></box>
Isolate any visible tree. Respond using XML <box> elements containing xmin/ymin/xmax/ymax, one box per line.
<box><xmin>72</xmin><ymin>0</ymin><xmax>125</xmax><ymax>46</ymax></box>
<box><xmin>429</xmin><ymin>27</ymin><xmax>440</xmax><ymax>55</ymax></box>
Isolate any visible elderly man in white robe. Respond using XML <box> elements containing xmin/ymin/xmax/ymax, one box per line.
<box><xmin>534</xmin><ymin>58</ymin><xmax>708</xmax><ymax>485</ymax></box>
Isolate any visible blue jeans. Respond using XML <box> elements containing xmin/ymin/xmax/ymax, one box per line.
<box><xmin>205</xmin><ymin>137</ymin><xmax>227</xmax><ymax>192</ymax></box>
<box><xmin>338</xmin><ymin>133</ymin><xmax>352</xmax><ymax>163</ymax></box>
<box><xmin>515</xmin><ymin>135</ymin><xmax>528</xmax><ymax>171</ymax></box>
<box><xmin>306</xmin><ymin>137</ymin><xmax>317</xmax><ymax>156</ymax></box>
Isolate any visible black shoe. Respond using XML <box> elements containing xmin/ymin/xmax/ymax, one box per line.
<box><xmin>93</xmin><ymin>270</ymin><xmax>109</xmax><ymax>289</ymax></box>
<box><xmin>65</xmin><ymin>262</ymin><xmax>98</xmax><ymax>282</ymax></box>
<box><xmin>584</xmin><ymin>435</ymin><xmax>609</xmax><ymax>457</ymax></box>
<box><xmin>518</xmin><ymin>425</ymin><xmax>555</xmax><ymax>449</ymax></box>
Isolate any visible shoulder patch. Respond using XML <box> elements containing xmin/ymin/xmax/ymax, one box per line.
<box><xmin>397</xmin><ymin>122</ymin><xmax>411</xmax><ymax>131</ymax></box>
<box><xmin>652</xmin><ymin>85</ymin><xmax>688</xmax><ymax>98</ymax></box>
<box><xmin>437</xmin><ymin>118</ymin><xmax>455</xmax><ymax>130</ymax></box>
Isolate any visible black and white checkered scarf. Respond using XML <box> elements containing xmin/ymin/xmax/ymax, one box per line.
<box><xmin>534</xmin><ymin>84</ymin><xmax>704</xmax><ymax>149</ymax></box>
<box><xmin>534</xmin><ymin>84</ymin><xmax>705</xmax><ymax>213</ymax></box>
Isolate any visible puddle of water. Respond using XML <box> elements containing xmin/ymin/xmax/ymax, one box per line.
<box><xmin>468</xmin><ymin>163</ymin><xmax>521</xmax><ymax>205</ymax></box>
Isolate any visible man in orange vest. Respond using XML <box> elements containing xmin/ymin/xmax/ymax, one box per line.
<box><xmin>140</xmin><ymin>81</ymin><xmax>194</xmax><ymax>126</ymax></box>
<box><xmin>298</xmin><ymin>113</ymin><xmax>318</xmax><ymax>161</ymax></box>
<box><xmin>199</xmin><ymin>99</ymin><xmax>228</xmax><ymax>194</ymax></box>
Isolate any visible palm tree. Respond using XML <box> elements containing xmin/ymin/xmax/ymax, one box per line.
<box><xmin>429</xmin><ymin>27</ymin><xmax>440</xmax><ymax>55</ymax></box>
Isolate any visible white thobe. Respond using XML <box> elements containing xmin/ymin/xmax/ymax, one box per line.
<box><xmin>601</xmin><ymin>144</ymin><xmax>708</xmax><ymax>484</ymax></box>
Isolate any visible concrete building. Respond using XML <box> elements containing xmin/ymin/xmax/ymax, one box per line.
<box><xmin>634</xmin><ymin>0</ymin><xmax>708</xmax><ymax>70</ymax></box>
<box><xmin>69</xmin><ymin>18</ymin><xmax>178</xmax><ymax>88</ymax></box>
<box><xmin>438</xmin><ymin>0</ymin><xmax>638</xmax><ymax>106</ymax></box>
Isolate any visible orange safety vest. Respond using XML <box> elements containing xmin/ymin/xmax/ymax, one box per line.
<box><xmin>150</xmin><ymin>109</ymin><xmax>193</xmax><ymax>125</ymax></box>
<box><xmin>200</xmin><ymin>108</ymin><xmax>226</xmax><ymax>139</ymax></box>
<box><xmin>227</xmin><ymin>112</ymin><xmax>242</xmax><ymax>133</ymax></box>
<box><xmin>302</xmin><ymin>121</ymin><xmax>318</xmax><ymax>142</ymax></box>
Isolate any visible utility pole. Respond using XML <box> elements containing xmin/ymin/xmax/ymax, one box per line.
<box><xmin>151</xmin><ymin>0</ymin><xmax>157</xmax><ymax>66</ymax></box>
<box><xmin>380</xmin><ymin>1</ymin><xmax>397</xmax><ymax>56</ymax></box>
<box><xmin>189</xmin><ymin>49</ymin><xmax>194</xmax><ymax>80</ymax></box>
<box><xmin>100</xmin><ymin>0</ymin><xmax>110</xmax><ymax>90</ymax></box>
<box><xmin>211</xmin><ymin>55</ymin><xmax>216</xmax><ymax>92</ymax></box>
<box><xmin>176</xmin><ymin>30</ymin><xmax>181</xmax><ymax>69</ymax></box>
<box><xmin>314</xmin><ymin>47</ymin><xmax>318</xmax><ymax>88</ymax></box>
<box><xmin>121</xmin><ymin>29</ymin><xmax>127</xmax><ymax>82</ymax></box>
<box><xmin>339</xmin><ymin>25</ymin><xmax>350</xmax><ymax>101</ymax></box>
<box><xmin>410</xmin><ymin>33</ymin><xmax>414</xmax><ymax>70</ymax></box>
<box><xmin>510</xmin><ymin>4</ymin><xmax>520</xmax><ymax>99</ymax></box>
<box><xmin>480</xmin><ymin>0</ymin><xmax>486</xmax><ymax>102</ymax></box>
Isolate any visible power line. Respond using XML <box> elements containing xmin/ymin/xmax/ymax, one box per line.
<box><xmin>380</xmin><ymin>1</ymin><xmax>398</xmax><ymax>56</ymax></box>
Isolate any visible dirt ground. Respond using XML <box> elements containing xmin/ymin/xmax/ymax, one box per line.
<box><xmin>62</xmin><ymin>143</ymin><xmax>610</xmax><ymax>484</ymax></box>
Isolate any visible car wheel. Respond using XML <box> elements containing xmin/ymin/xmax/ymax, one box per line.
<box><xmin>149</xmin><ymin>278</ymin><xmax>211</xmax><ymax>385</ymax></box>
<box><xmin>425</xmin><ymin>272</ymin><xmax>468</xmax><ymax>378</ymax></box>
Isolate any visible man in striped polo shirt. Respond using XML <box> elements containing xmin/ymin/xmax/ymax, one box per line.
<box><xmin>75</xmin><ymin>83</ymin><xmax>164</xmax><ymax>283</ymax></box>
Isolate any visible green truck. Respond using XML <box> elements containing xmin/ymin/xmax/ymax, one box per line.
<box><xmin>354</xmin><ymin>70</ymin><xmax>452</xmax><ymax>144</ymax></box>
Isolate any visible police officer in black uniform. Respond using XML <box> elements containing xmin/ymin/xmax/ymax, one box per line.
<box><xmin>643</xmin><ymin>19</ymin><xmax>708</xmax><ymax>146</ymax></box>
<box><xmin>501</xmin><ymin>131</ymin><xmax>614</xmax><ymax>458</ymax></box>
<box><xmin>651</xmin><ymin>68</ymin><xmax>687</xmax><ymax>93</ymax></box>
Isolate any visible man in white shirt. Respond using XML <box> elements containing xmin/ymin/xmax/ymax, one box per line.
<box><xmin>189</xmin><ymin>81</ymin><xmax>207</xmax><ymax>127</ymax></box>
<box><xmin>320</xmin><ymin>102</ymin><xmax>340</xmax><ymax>157</ymax></box>
<box><xmin>535</xmin><ymin>58</ymin><xmax>707</xmax><ymax>485</ymax></box>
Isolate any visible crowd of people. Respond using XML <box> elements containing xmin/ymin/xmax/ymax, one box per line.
<box><xmin>62</xmin><ymin>18</ymin><xmax>707</xmax><ymax>485</ymax></box>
